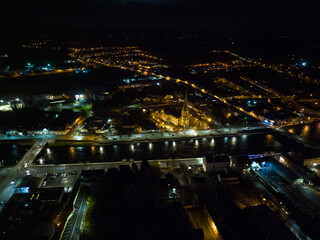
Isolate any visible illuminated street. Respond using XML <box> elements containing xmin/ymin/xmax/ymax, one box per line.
<box><xmin>0</xmin><ymin>140</ymin><xmax>46</xmax><ymax>204</ymax></box>
<box><xmin>2</xmin><ymin>2</ymin><xmax>320</xmax><ymax>238</ymax></box>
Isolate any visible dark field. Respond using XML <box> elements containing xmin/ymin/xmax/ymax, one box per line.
<box><xmin>0</xmin><ymin>68</ymin><xmax>135</xmax><ymax>98</ymax></box>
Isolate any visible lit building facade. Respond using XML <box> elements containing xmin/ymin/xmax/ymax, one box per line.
<box><xmin>180</xmin><ymin>91</ymin><xmax>190</xmax><ymax>128</ymax></box>
<box><xmin>150</xmin><ymin>92</ymin><xmax>209</xmax><ymax>131</ymax></box>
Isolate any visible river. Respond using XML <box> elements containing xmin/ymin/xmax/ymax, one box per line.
<box><xmin>35</xmin><ymin>130</ymin><xmax>311</xmax><ymax>165</ymax></box>
<box><xmin>2</xmin><ymin>123</ymin><xmax>320</xmax><ymax>166</ymax></box>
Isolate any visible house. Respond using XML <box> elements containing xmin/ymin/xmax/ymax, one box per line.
<box><xmin>203</xmin><ymin>154</ymin><xmax>231</xmax><ymax>172</ymax></box>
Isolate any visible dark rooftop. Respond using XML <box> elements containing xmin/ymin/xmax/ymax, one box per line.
<box><xmin>214</xmin><ymin>155</ymin><xmax>230</xmax><ymax>163</ymax></box>
<box><xmin>36</xmin><ymin>187</ymin><xmax>64</xmax><ymax>203</ymax></box>
<box><xmin>242</xmin><ymin>205</ymin><xmax>297</xmax><ymax>240</ymax></box>
<box><xmin>15</xmin><ymin>176</ymin><xmax>43</xmax><ymax>190</ymax></box>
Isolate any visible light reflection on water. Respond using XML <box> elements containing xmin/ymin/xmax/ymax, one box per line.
<box><xmin>69</xmin><ymin>147</ymin><xmax>76</xmax><ymax>160</ymax></box>
<box><xmin>265</xmin><ymin>134</ymin><xmax>274</xmax><ymax>145</ymax></box>
<box><xmin>0</xmin><ymin>144</ymin><xmax>27</xmax><ymax>166</ymax></box>
<box><xmin>288</xmin><ymin>128</ymin><xmax>294</xmax><ymax>134</ymax></box>
<box><xmin>38</xmin><ymin>133</ymin><xmax>297</xmax><ymax>165</ymax></box>
<box><xmin>210</xmin><ymin>138</ymin><xmax>215</xmax><ymax>147</ymax></box>
<box><xmin>301</xmin><ymin>125</ymin><xmax>310</xmax><ymax>138</ymax></box>
<box><xmin>285</xmin><ymin>122</ymin><xmax>320</xmax><ymax>144</ymax></box>
<box><xmin>4</xmin><ymin>123</ymin><xmax>320</xmax><ymax>166</ymax></box>
<box><xmin>231</xmin><ymin>137</ymin><xmax>237</xmax><ymax>146</ymax></box>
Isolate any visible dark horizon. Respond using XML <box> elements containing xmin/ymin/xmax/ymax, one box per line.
<box><xmin>2</xmin><ymin>0</ymin><xmax>320</xmax><ymax>35</ymax></box>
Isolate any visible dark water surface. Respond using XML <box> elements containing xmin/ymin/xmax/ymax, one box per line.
<box><xmin>36</xmin><ymin>132</ymin><xmax>305</xmax><ymax>165</ymax></box>
<box><xmin>0</xmin><ymin>144</ymin><xmax>28</xmax><ymax>166</ymax></box>
<box><xmin>286</xmin><ymin>122</ymin><xmax>320</xmax><ymax>144</ymax></box>
<box><xmin>2</xmin><ymin>122</ymin><xmax>320</xmax><ymax>166</ymax></box>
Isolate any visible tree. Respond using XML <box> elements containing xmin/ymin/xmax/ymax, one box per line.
<box><xmin>179</xmin><ymin>162</ymin><xmax>187</xmax><ymax>172</ymax></box>
<box><xmin>131</xmin><ymin>162</ymin><xmax>139</xmax><ymax>175</ymax></box>
<box><xmin>140</xmin><ymin>159</ymin><xmax>150</xmax><ymax>175</ymax></box>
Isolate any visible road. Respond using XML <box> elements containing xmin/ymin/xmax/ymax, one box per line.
<box><xmin>0</xmin><ymin>140</ymin><xmax>47</xmax><ymax>204</ymax></box>
<box><xmin>185</xmin><ymin>207</ymin><xmax>222</xmax><ymax>240</ymax></box>
<box><xmin>28</xmin><ymin>157</ymin><xmax>204</xmax><ymax>177</ymax></box>
<box><xmin>0</xmin><ymin>126</ymin><xmax>267</xmax><ymax>143</ymax></box>
<box><xmin>84</xmin><ymin>50</ymin><xmax>320</xmax><ymax>127</ymax></box>
<box><xmin>2</xmin><ymin>124</ymin><xmax>316</xmax><ymax>152</ymax></box>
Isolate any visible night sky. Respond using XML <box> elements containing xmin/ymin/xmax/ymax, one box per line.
<box><xmin>1</xmin><ymin>0</ymin><xmax>320</xmax><ymax>34</ymax></box>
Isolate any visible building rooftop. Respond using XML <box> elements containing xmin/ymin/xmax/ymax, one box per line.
<box><xmin>164</xmin><ymin>107</ymin><xmax>181</xmax><ymax>119</ymax></box>
<box><xmin>242</xmin><ymin>205</ymin><xmax>297</xmax><ymax>240</ymax></box>
<box><xmin>204</xmin><ymin>154</ymin><xmax>214</xmax><ymax>163</ymax></box>
<box><xmin>81</xmin><ymin>169</ymin><xmax>105</xmax><ymax>182</ymax></box>
<box><xmin>36</xmin><ymin>187</ymin><xmax>64</xmax><ymax>203</ymax></box>
<box><xmin>234</xmin><ymin>155</ymin><xmax>251</xmax><ymax>165</ymax></box>
<box><xmin>15</xmin><ymin>176</ymin><xmax>43</xmax><ymax>190</ymax></box>
<box><xmin>214</xmin><ymin>155</ymin><xmax>230</xmax><ymax>163</ymax></box>
<box><xmin>32</xmin><ymin>222</ymin><xmax>55</xmax><ymax>240</ymax></box>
